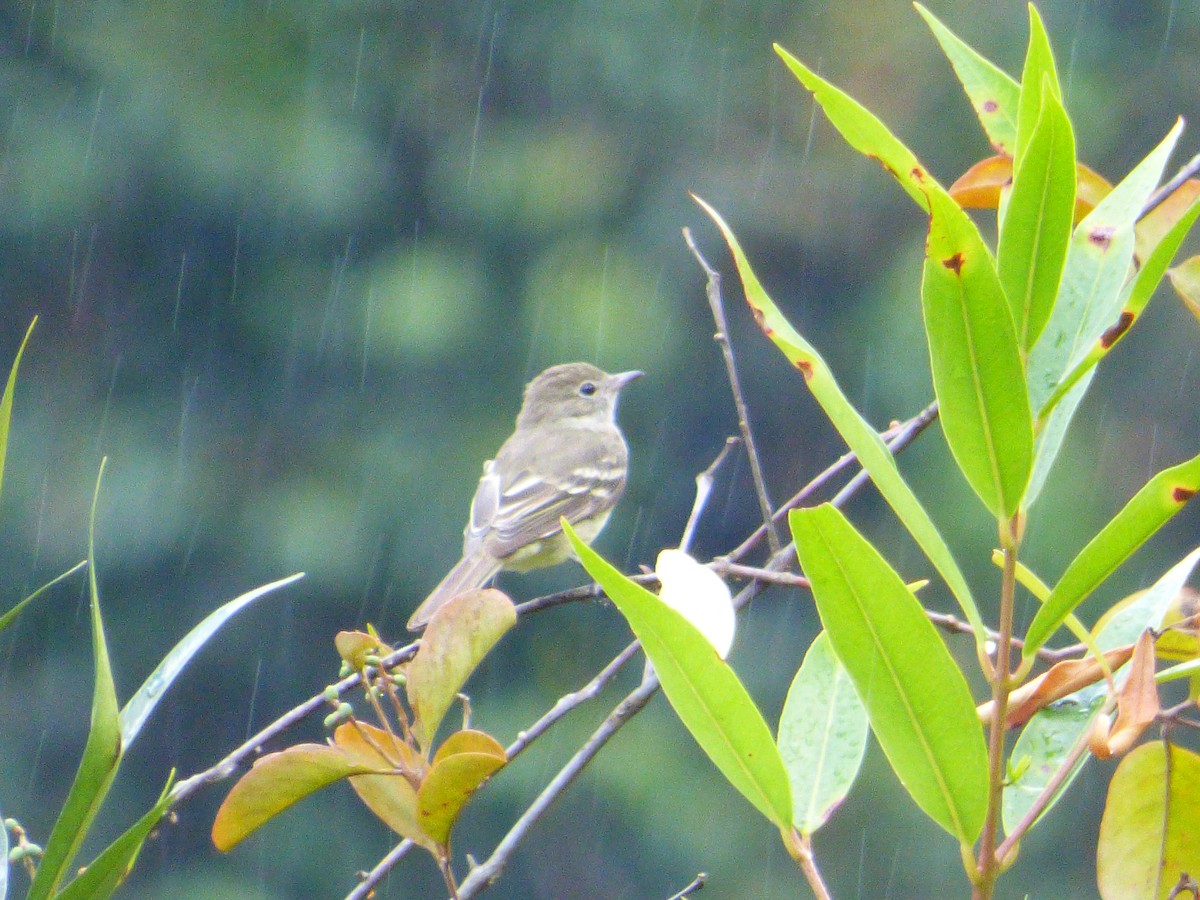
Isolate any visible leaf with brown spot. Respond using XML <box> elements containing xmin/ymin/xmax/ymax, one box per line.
<box><xmin>416</xmin><ymin>730</ymin><xmax>506</xmax><ymax>846</ymax></box>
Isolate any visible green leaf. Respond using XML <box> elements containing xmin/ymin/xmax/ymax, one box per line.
<box><xmin>0</xmin><ymin>560</ymin><xmax>87</xmax><ymax>636</ymax></box>
<box><xmin>790</xmin><ymin>505</ymin><xmax>987</xmax><ymax>843</ymax></box>
<box><xmin>1006</xmin><ymin>546</ymin><xmax>1200</xmax><ymax>834</ymax></box>
<box><xmin>120</xmin><ymin>573</ymin><xmax>305</xmax><ymax>747</ymax></box>
<box><xmin>922</xmin><ymin>187</ymin><xmax>1033</xmax><ymax>518</ymax></box>
<box><xmin>777</xmin><ymin>631</ymin><xmax>867</xmax><ymax>835</ymax></box>
<box><xmin>998</xmin><ymin>85</ymin><xmax>1076</xmax><ymax>350</ymax></box>
<box><xmin>1043</xmin><ymin>194</ymin><xmax>1200</xmax><ymax>416</ymax></box>
<box><xmin>212</xmin><ymin>743</ymin><xmax>385</xmax><ymax>852</ymax></box>
<box><xmin>773</xmin><ymin>44</ymin><xmax>934</xmax><ymax>213</ymax></box>
<box><xmin>566</xmin><ymin>524</ymin><xmax>794</xmax><ymax>829</ymax></box>
<box><xmin>914</xmin><ymin>3</ymin><xmax>1020</xmax><ymax>154</ymax></box>
<box><xmin>406</xmin><ymin>588</ymin><xmax>517</xmax><ymax>751</ymax></box>
<box><xmin>694</xmin><ymin>195</ymin><xmax>984</xmax><ymax>642</ymax></box>
<box><xmin>28</xmin><ymin>460</ymin><xmax>122</xmax><ymax>900</ymax></box>
<box><xmin>1023</xmin><ymin>455</ymin><xmax>1200</xmax><ymax>656</ymax></box>
<box><xmin>56</xmin><ymin>777</ymin><xmax>176</xmax><ymax>900</ymax></box>
<box><xmin>1026</xmin><ymin>120</ymin><xmax>1184</xmax><ymax>501</ymax></box>
<box><xmin>1012</xmin><ymin>5</ymin><xmax>1061</xmax><ymax>172</ymax></box>
<box><xmin>0</xmin><ymin>318</ymin><xmax>35</xmax><ymax>509</ymax></box>
<box><xmin>1097</xmin><ymin>742</ymin><xmax>1200</xmax><ymax>899</ymax></box>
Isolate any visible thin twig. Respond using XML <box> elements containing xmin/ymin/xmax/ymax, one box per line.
<box><xmin>1142</xmin><ymin>152</ymin><xmax>1200</xmax><ymax>219</ymax></box>
<box><xmin>456</xmin><ymin>674</ymin><xmax>663</xmax><ymax>897</ymax></box>
<box><xmin>348</xmin><ymin>839</ymin><xmax>414</xmax><ymax>900</ymax></box>
<box><xmin>683</xmin><ymin>226</ymin><xmax>781</xmax><ymax>553</ymax></box>
<box><xmin>666</xmin><ymin>872</ymin><xmax>708</xmax><ymax>899</ymax></box>
<box><xmin>681</xmin><ymin>436</ymin><xmax>740</xmax><ymax>553</ymax></box>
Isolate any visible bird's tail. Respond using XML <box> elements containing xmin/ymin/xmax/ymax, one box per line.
<box><xmin>407</xmin><ymin>551</ymin><xmax>503</xmax><ymax>631</ymax></box>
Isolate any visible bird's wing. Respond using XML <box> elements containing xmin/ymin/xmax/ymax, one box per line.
<box><xmin>466</xmin><ymin>426</ymin><xmax>627</xmax><ymax>560</ymax></box>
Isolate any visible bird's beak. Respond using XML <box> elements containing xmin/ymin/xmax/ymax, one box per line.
<box><xmin>610</xmin><ymin>370</ymin><xmax>644</xmax><ymax>389</ymax></box>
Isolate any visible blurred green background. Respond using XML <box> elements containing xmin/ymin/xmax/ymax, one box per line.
<box><xmin>1</xmin><ymin>1</ymin><xmax>1198</xmax><ymax>897</ymax></box>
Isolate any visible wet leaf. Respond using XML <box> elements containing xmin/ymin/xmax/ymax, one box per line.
<box><xmin>790</xmin><ymin>505</ymin><xmax>987</xmax><ymax>843</ymax></box>
<box><xmin>778</xmin><ymin>632</ymin><xmax>867</xmax><ymax>835</ymax></box>
<box><xmin>406</xmin><ymin>588</ymin><xmax>516</xmax><ymax>751</ymax></box>
<box><xmin>417</xmin><ymin>730</ymin><xmax>506</xmax><ymax>846</ymax></box>
<box><xmin>1097</xmin><ymin>742</ymin><xmax>1200</xmax><ymax>899</ymax></box>
<box><xmin>336</xmin><ymin>722</ymin><xmax>434</xmax><ymax>851</ymax></box>
<box><xmin>212</xmin><ymin>743</ymin><xmax>383</xmax><ymax>852</ymax></box>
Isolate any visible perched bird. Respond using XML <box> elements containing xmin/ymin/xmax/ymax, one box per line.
<box><xmin>407</xmin><ymin>362</ymin><xmax>641</xmax><ymax>630</ymax></box>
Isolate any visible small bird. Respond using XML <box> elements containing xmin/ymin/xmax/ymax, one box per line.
<box><xmin>407</xmin><ymin>362</ymin><xmax>642</xmax><ymax>630</ymax></box>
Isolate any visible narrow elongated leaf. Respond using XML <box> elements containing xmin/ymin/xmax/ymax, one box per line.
<box><xmin>57</xmin><ymin>778</ymin><xmax>175</xmax><ymax>900</ymax></box>
<box><xmin>922</xmin><ymin>188</ymin><xmax>1033</xmax><ymax>518</ymax></box>
<box><xmin>406</xmin><ymin>588</ymin><xmax>516</xmax><ymax>751</ymax></box>
<box><xmin>1097</xmin><ymin>742</ymin><xmax>1200</xmax><ymax>899</ymax></box>
<box><xmin>0</xmin><ymin>560</ymin><xmax>87</xmax><ymax>635</ymax></box>
<box><xmin>914</xmin><ymin>4</ymin><xmax>1020</xmax><ymax>154</ymax></box>
<box><xmin>778</xmin><ymin>631</ymin><xmax>867</xmax><ymax>835</ymax></box>
<box><xmin>1024</xmin><ymin>455</ymin><xmax>1200</xmax><ymax>656</ymax></box>
<box><xmin>120</xmin><ymin>573</ymin><xmax>305</xmax><ymax>746</ymax></box>
<box><xmin>998</xmin><ymin>86</ymin><xmax>1076</xmax><ymax>350</ymax></box>
<box><xmin>790</xmin><ymin>505</ymin><xmax>987</xmax><ymax>843</ymax></box>
<box><xmin>1027</xmin><ymin>120</ymin><xmax>1184</xmax><ymax>501</ymax></box>
<box><xmin>1012</xmin><ymin>6</ymin><xmax>1061</xmax><ymax>171</ymax></box>
<box><xmin>774</xmin><ymin>45</ymin><xmax>934</xmax><ymax>213</ymax></box>
<box><xmin>1042</xmin><ymin>193</ymin><xmax>1200</xmax><ymax>417</ymax></box>
<box><xmin>695</xmin><ymin>196</ymin><xmax>983</xmax><ymax>639</ymax></box>
<box><xmin>566</xmin><ymin>524</ymin><xmax>793</xmax><ymax>828</ymax></box>
<box><xmin>0</xmin><ymin>318</ymin><xmax>36</xmax><ymax>507</ymax></box>
<box><xmin>28</xmin><ymin>461</ymin><xmax>122</xmax><ymax>900</ymax></box>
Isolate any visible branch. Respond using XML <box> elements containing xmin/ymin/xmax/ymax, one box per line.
<box><xmin>1142</xmin><ymin>151</ymin><xmax>1200</xmax><ymax>219</ymax></box>
<box><xmin>457</xmin><ymin>673</ymin><xmax>663</xmax><ymax>897</ymax></box>
<box><xmin>681</xmin><ymin>436</ymin><xmax>740</xmax><ymax>553</ymax></box>
<box><xmin>683</xmin><ymin>226</ymin><xmax>781</xmax><ymax>553</ymax></box>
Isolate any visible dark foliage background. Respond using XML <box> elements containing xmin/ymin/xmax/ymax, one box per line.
<box><xmin>1</xmin><ymin>1</ymin><xmax>1198</xmax><ymax>897</ymax></box>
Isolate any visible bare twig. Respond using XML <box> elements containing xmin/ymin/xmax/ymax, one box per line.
<box><xmin>348</xmin><ymin>839</ymin><xmax>415</xmax><ymax>900</ymax></box>
<box><xmin>683</xmin><ymin>226</ymin><xmax>781</xmax><ymax>553</ymax></box>
<box><xmin>666</xmin><ymin>872</ymin><xmax>708</xmax><ymax>899</ymax></box>
<box><xmin>457</xmin><ymin>674</ymin><xmax>663</xmax><ymax>897</ymax></box>
<box><xmin>1142</xmin><ymin>152</ymin><xmax>1200</xmax><ymax>219</ymax></box>
<box><xmin>681</xmin><ymin>436</ymin><xmax>740</xmax><ymax>553</ymax></box>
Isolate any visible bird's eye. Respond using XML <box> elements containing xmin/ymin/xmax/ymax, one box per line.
<box><xmin>579</xmin><ymin>381</ymin><xmax>597</xmax><ymax>397</ymax></box>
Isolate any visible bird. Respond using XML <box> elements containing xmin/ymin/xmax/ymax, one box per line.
<box><xmin>407</xmin><ymin>362</ymin><xmax>642</xmax><ymax>630</ymax></box>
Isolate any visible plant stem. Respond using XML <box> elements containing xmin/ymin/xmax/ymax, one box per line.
<box><xmin>974</xmin><ymin>515</ymin><xmax>1021</xmax><ymax>899</ymax></box>
<box><xmin>783</xmin><ymin>828</ymin><xmax>832</xmax><ymax>900</ymax></box>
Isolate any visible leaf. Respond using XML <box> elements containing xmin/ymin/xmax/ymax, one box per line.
<box><xmin>1040</xmin><ymin>193</ymin><xmax>1200</xmax><ymax>421</ymax></box>
<box><xmin>1012</xmin><ymin>5</ymin><xmax>1061</xmax><ymax>172</ymax></box>
<box><xmin>998</xmin><ymin>85</ymin><xmax>1076</xmax><ymax>350</ymax></box>
<box><xmin>1135</xmin><ymin>179</ymin><xmax>1200</xmax><ymax>263</ymax></box>
<box><xmin>1004</xmin><ymin>547</ymin><xmax>1200</xmax><ymax>833</ymax></box>
<box><xmin>1097</xmin><ymin>742</ymin><xmax>1200</xmax><ymax>899</ymax></box>
<box><xmin>406</xmin><ymin>588</ymin><xmax>516</xmax><ymax>751</ymax></box>
<box><xmin>120</xmin><ymin>573</ymin><xmax>304</xmax><ymax>747</ymax></box>
<box><xmin>57</xmin><ymin>777</ymin><xmax>175</xmax><ymax>900</ymax></box>
<box><xmin>28</xmin><ymin>460</ymin><xmax>122</xmax><ymax>900</ymax></box>
<box><xmin>335</xmin><ymin>629</ymin><xmax>390</xmax><ymax>671</ymax></box>
<box><xmin>914</xmin><ymin>3</ymin><xmax>1020</xmax><ymax>155</ymax></box>
<box><xmin>566</xmin><ymin>524</ymin><xmax>794</xmax><ymax>829</ymax></box>
<box><xmin>773</xmin><ymin>44</ymin><xmax>934</xmax><ymax>213</ymax></box>
<box><xmin>416</xmin><ymin>730</ymin><xmax>506</xmax><ymax>846</ymax></box>
<box><xmin>777</xmin><ymin>631</ymin><xmax>868</xmax><ymax>835</ymax></box>
<box><xmin>1089</xmin><ymin>630</ymin><xmax>1159</xmax><ymax>759</ymax></box>
<box><xmin>337</xmin><ymin>722</ymin><xmax>434</xmax><ymax>850</ymax></box>
<box><xmin>1026</xmin><ymin>120</ymin><xmax>1184</xmax><ymax>502</ymax></box>
<box><xmin>0</xmin><ymin>318</ymin><xmax>36</xmax><ymax>508</ymax></box>
<box><xmin>922</xmin><ymin>187</ymin><xmax>1033</xmax><ymax>518</ymax></box>
<box><xmin>1023</xmin><ymin>459</ymin><xmax>1200</xmax><ymax>657</ymax></box>
<box><xmin>0</xmin><ymin>560</ymin><xmax>87</xmax><ymax>636</ymax></box>
<box><xmin>694</xmin><ymin>195</ymin><xmax>984</xmax><ymax>640</ymax></box>
<box><xmin>790</xmin><ymin>505</ymin><xmax>988</xmax><ymax>843</ymax></box>
<box><xmin>212</xmin><ymin>742</ymin><xmax>384</xmax><ymax>852</ymax></box>
<box><xmin>1169</xmin><ymin>255</ymin><xmax>1200</xmax><ymax>322</ymax></box>
<box><xmin>984</xmin><ymin>644</ymin><xmax>1134</xmax><ymax>729</ymax></box>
